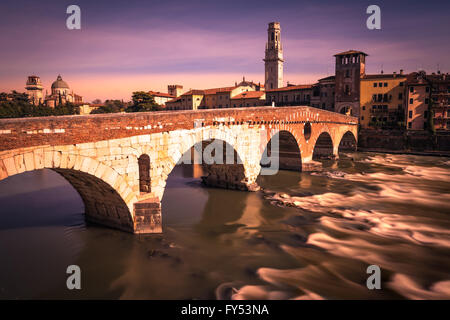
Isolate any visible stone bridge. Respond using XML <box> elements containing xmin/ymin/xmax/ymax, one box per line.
<box><xmin>0</xmin><ymin>106</ymin><xmax>358</xmax><ymax>234</ymax></box>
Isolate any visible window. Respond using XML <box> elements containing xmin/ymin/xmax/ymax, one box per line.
<box><xmin>426</xmin><ymin>87</ymin><xmax>430</xmax><ymax>93</ymax></box>
<box><xmin>398</xmin><ymin>93</ymin><xmax>403</xmax><ymax>99</ymax></box>
<box><xmin>409</xmin><ymin>98</ymin><xmax>413</xmax><ymax>104</ymax></box>
<box><xmin>362</xmin><ymin>106</ymin><xmax>366</xmax><ymax>110</ymax></box>
<box><xmin>372</xmin><ymin>94</ymin><xmax>377</xmax><ymax>102</ymax></box>
<box><xmin>361</xmin><ymin>116</ymin><xmax>364</xmax><ymax>120</ymax></box>
<box><xmin>400</xmin><ymin>82</ymin><xmax>404</xmax><ymax>87</ymax></box>
<box><xmin>409</xmin><ymin>110</ymin><xmax>412</xmax><ymax>118</ymax></box>
<box><xmin>345</xmin><ymin>70</ymin><xmax>350</xmax><ymax>78</ymax></box>
<box><xmin>379</xmin><ymin>82</ymin><xmax>383</xmax><ymax>87</ymax></box>
<box><xmin>372</xmin><ymin>105</ymin><xmax>376</xmax><ymax>110</ymax></box>
<box><xmin>424</xmin><ymin>122</ymin><xmax>428</xmax><ymax>129</ymax></box>
<box><xmin>425</xmin><ymin>98</ymin><xmax>429</xmax><ymax>104</ymax></box>
<box><xmin>410</xmin><ymin>87</ymin><xmax>414</xmax><ymax>93</ymax></box>
<box><xmin>408</xmin><ymin>122</ymin><xmax>412</xmax><ymax>129</ymax></box>
<box><xmin>374</xmin><ymin>83</ymin><xmax>377</xmax><ymax>87</ymax></box>
<box><xmin>424</xmin><ymin>111</ymin><xmax>428</xmax><ymax>118</ymax></box>
<box><xmin>384</xmin><ymin>83</ymin><xmax>388</xmax><ymax>87</ymax></box>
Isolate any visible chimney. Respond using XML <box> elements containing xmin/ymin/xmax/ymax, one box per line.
<box><xmin>400</xmin><ymin>69</ymin><xmax>404</xmax><ymax>75</ymax></box>
<box><xmin>393</xmin><ymin>71</ymin><xmax>397</xmax><ymax>78</ymax></box>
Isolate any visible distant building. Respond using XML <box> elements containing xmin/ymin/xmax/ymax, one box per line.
<box><xmin>25</xmin><ymin>75</ymin><xmax>44</xmax><ymax>105</ymax></box>
<box><xmin>166</xmin><ymin>78</ymin><xmax>264</xmax><ymax>110</ymax></box>
<box><xmin>406</xmin><ymin>71</ymin><xmax>450</xmax><ymax>131</ymax></box>
<box><xmin>25</xmin><ymin>75</ymin><xmax>83</xmax><ymax>107</ymax></box>
<box><xmin>264</xmin><ymin>22</ymin><xmax>284</xmax><ymax>90</ymax></box>
<box><xmin>230</xmin><ymin>91</ymin><xmax>266</xmax><ymax>108</ymax></box>
<box><xmin>360</xmin><ymin>71</ymin><xmax>407</xmax><ymax>129</ymax></box>
<box><xmin>168</xmin><ymin>85</ymin><xmax>183</xmax><ymax>97</ymax></box>
<box><xmin>316</xmin><ymin>76</ymin><xmax>335</xmax><ymax>111</ymax></box>
<box><xmin>45</xmin><ymin>75</ymin><xmax>83</xmax><ymax>107</ymax></box>
<box><xmin>148</xmin><ymin>91</ymin><xmax>176</xmax><ymax>106</ymax></box>
<box><xmin>334</xmin><ymin>50</ymin><xmax>367</xmax><ymax>116</ymax></box>
<box><xmin>265</xmin><ymin>84</ymin><xmax>313</xmax><ymax>106</ymax></box>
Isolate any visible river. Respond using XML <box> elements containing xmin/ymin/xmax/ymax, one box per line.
<box><xmin>0</xmin><ymin>152</ymin><xmax>449</xmax><ymax>299</ymax></box>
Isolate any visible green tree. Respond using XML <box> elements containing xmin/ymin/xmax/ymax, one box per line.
<box><xmin>126</xmin><ymin>91</ymin><xmax>160</xmax><ymax>112</ymax></box>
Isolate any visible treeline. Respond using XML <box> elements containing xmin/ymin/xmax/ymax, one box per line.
<box><xmin>91</xmin><ymin>91</ymin><xmax>162</xmax><ymax>114</ymax></box>
<box><xmin>0</xmin><ymin>91</ymin><xmax>79</xmax><ymax>119</ymax></box>
<box><xmin>0</xmin><ymin>90</ymin><xmax>163</xmax><ymax>119</ymax></box>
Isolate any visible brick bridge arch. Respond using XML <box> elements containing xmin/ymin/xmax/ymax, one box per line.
<box><xmin>0</xmin><ymin>106</ymin><xmax>358</xmax><ymax>234</ymax></box>
<box><xmin>0</xmin><ymin>149</ymin><xmax>137</xmax><ymax>232</ymax></box>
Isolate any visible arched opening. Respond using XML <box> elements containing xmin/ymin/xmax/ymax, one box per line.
<box><xmin>338</xmin><ymin>131</ymin><xmax>357</xmax><ymax>155</ymax></box>
<box><xmin>340</xmin><ymin>106</ymin><xmax>353</xmax><ymax>116</ymax></box>
<box><xmin>261</xmin><ymin>130</ymin><xmax>302</xmax><ymax>172</ymax></box>
<box><xmin>0</xmin><ymin>168</ymin><xmax>135</xmax><ymax>298</ymax></box>
<box><xmin>138</xmin><ymin>154</ymin><xmax>151</xmax><ymax>193</ymax></box>
<box><xmin>161</xmin><ymin>139</ymin><xmax>247</xmax><ymax>228</ymax></box>
<box><xmin>0</xmin><ymin>167</ymin><xmax>133</xmax><ymax>233</ymax></box>
<box><xmin>313</xmin><ymin>132</ymin><xmax>334</xmax><ymax>160</ymax></box>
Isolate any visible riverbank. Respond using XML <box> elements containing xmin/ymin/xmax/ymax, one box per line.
<box><xmin>358</xmin><ymin>129</ymin><xmax>450</xmax><ymax>157</ymax></box>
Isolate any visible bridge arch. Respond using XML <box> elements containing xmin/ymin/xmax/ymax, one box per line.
<box><xmin>312</xmin><ymin>131</ymin><xmax>334</xmax><ymax>160</ymax></box>
<box><xmin>260</xmin><ymin>129</ymin><xmax>302</xmax><ymax>172</ymax></box>
<box><xmin>337</xmin><ymin>130</ymin><xmax>357</xmax><ymax>154</ymax></box>
<box><xmin>149</xmin><ymin>127</ymin><xmax>262</xmax><ymax>202</ymax></box>
<box><xmin>0</xmin><ymin>149</ymin><xmax>136</xmax><ymax>232</ymax></box>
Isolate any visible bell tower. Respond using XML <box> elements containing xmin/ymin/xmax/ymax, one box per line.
<box><xmin>264</xmin><ymin>22</ymin><xmax>284</xmax><ymax>90</ymax></box>
<box><xmin>25</xmin><ymin>75</ymin><xmax>44</xmax><ymax>105</ymax></box>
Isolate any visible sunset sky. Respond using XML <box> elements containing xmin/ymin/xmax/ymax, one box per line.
<box><xmin>0</xmin><ymin>0</ymin><xmax>449</xmax><ymax>102</ymax></box>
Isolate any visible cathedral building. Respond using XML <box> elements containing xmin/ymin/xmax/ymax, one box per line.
<box><xmin>25</xmin><ymin>75</ymin><xmax>82</xmax><ymax>107</ymax></box>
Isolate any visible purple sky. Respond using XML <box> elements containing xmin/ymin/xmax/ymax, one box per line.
<box><xmin>0</xmin><ymin>0</ymin><xmax>449</xmax><ymax>102</ymax></box>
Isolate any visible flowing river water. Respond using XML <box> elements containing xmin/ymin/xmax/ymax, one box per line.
<box><xmin>0</xmin><ymin>152</ymin><xmax>449</xmax><ymax>299</ymax></box>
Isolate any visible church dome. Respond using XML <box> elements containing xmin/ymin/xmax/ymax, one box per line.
<box><xmin>51</xmin><ymin>75</ymin><xmax>69</xmax><ymax>89</ymax></box>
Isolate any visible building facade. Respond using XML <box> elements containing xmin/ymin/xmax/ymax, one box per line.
<box><xmin>406</xmin><ymin>71</ymin><xmax>450</xmax><ymax>131</ymax></box>
<box><xmin>166</xmin><ymin>79</ymin><xmax>264</xmax><ymax>110</ymax></box>
<box><xmin>264</xmin><ymin>22</ymin><xmax>284</xmax><ymax>90</ymax></box>
<box><xmin>360</xmin><ymin>72</ymin><xmax>407</xmax><ymax>129</ymax></box>
<box><xmin>265</xmin><ymin>84</ymin><xmax>313</xmax><ymax>106</ymax></box>
<box><xmin>334</xmin><ymin>50</ymin><xmax>367</xmax><ymax>117</ymax></box>
<box><xmin>148</xmin><ymin>91</ymin><xmax>176</xmax><ymax>106</ymax></box>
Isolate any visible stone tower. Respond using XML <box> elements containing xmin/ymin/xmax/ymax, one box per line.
<box><xmin>168</xmin><ymin>84</ymin><xmax>183</xmax><ymax>97</ymax></box>
<box><xmin>25</xmin><ymin>75</ymin><xmax>44</xmax><ymax>105</ymax></box>
<box><xmin>264</xmin><ymin>22</ymin><xmax>284</xmax><ymax>90</ymax></box>
<box><xmin>334</xmin><ymin>50</ymin><xmax>367</xmax><ymax>116</ymax></box>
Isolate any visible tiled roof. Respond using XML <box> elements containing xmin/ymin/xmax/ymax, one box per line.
<box><xmin>266</xmin><ymin>84</ymin><xmax>314</xmax><ymax>92</ymax></box>
<box><xmin>148</xmin><ymin>91</ymin><xmax>175</xmax><ymax>98</ymax></box>
<box><xmin>318</xmin><ymin>76</ymin><xmax>335</xmax><ymax>82</ymax></box>
<box><xmin>231</xmin><ymin>91</ymin><xmax>265</xmax><ymax>99</ymax></box>
<box><xmin>334</xmin><ymin>50</ymin><xmax>368</xmax><ymax>56</ymax></box>
<box><xmin>204</xmin><ymin>87</ymin><xmax>235</xmax><ymax>95</ymax></box>
<box><xmin>362</xmin><ymin>74</ymin><xmax>407</xmax><ymax>80</ymax></box>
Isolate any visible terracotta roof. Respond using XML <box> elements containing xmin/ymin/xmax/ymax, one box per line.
<box><xmin>231</xmin><ymin>91</ymin><xmax>265</xmax><ymax>99</ymax></box>
<box><xmin>204</xmin><ymin>86</ymin><xmax>235</xmax><ymax>95</ymax></box>
<box><xmin>266</xmin><ymin>84</ymin><xmax>314</xmax><ymax>92</ymax></box>
<box><xmin>334</xmin><ymin>50</ymin><xmax>368</xmax><ymax>56</ymax></box>
<box><xmin>362</xmin><ymin>74</ymin><xmax>407</xmax><ymax>80</ymax></box>
<box><xmin>318</xmin><ymin>75</ymin><xmax>335</xmax><ymax>82</ymax></box>
<box><xmin>181</xmin><ymin>89</ymin><xmax>205</xmax><ymax>96</ymax></box>
<box><xmin>148</xmin><ymin>91</ymin><xmax>175</xmax><ymax>98</ymax></box>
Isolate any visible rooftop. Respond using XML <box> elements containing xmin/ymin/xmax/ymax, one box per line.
<box><xmin>266</xmin><ymin>84</ymin><xmax>314</xmax><ymax>92</ymax></box>
<box><xmin>231</xmin><ymin>91</ymin><xmax>265</xmax><ymax>99</ymax></box>
<box><xmin>334</xmin><ymin>50</ymin><xmax>368</xmax><ymax>57</ymax></box>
